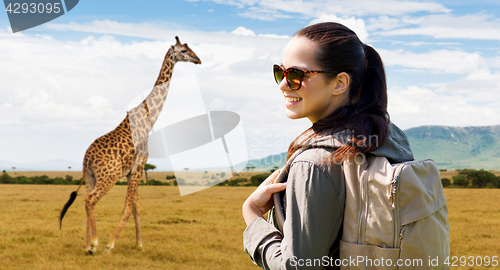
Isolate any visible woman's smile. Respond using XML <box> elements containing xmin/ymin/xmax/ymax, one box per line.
<box><xmin>284</xmin><ymin>95</ymin><xmax>303</xmax><ymax>106</ymax></box>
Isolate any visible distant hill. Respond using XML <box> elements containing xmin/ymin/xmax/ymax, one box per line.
<box><xmin>241</xmin><ymin>152</ymin><xmax>287</xmax><ymax>172</ymax></box>
<box><xmin>405</xmin><ymin>125</ymin><xmax>500</xmax><ymax>170</ymax></box>
<box><xmin>242</xmin><ymin>125</ymin><xmax>500</xmax><ymax>172</ymax></box>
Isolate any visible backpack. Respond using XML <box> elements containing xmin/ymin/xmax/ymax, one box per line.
<box><xmin>340</xmin><ymin>155</ymin><xmax>450</xmax><ymax>269</ymax></box>
<box><xmin>273</xmin><ymin>150</ymin><xmax>450</xmax><ymax>270</ymax></box>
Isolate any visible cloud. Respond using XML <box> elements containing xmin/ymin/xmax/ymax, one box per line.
<box><xmin>378</xmin><ymin>48</ymin><xmax>485</xmax><ymax>74</ymax></box>
<box><xmin>308</xmin><ymin>15</ymin><xmax>369</xmax><ymax>42</ymax></box>
<box><xmin>367</xmin><ymin>16</ymin><xmax>404</xmax><ymax>31</ymax></box>
<box><xmin>204</xmin><ymin>0</ymin><xmax>450</xmax><ymax>18</ymax></box>
<box><xmin>388</xmin><ymin>85</ymin><xmax>500</xmax><ymax>129</ymax></box>
<box><xmin>231</xmin><ymin>26</ymin><xmax>256</xmax><ymax>36</ymax></box>
<box><xmin>374</xmin><ymin>13</ymin><xmax>500</xmax><ymax>40</ymax></box>
<box><xmin>237</xmin><ymin>6</ymin><xmax>292</xmax><ymax>21</ymax></box>
<box><xmin>428</xmin><ymin>70</ymin><xmax>500</xmax><ymax>104</ymax></box>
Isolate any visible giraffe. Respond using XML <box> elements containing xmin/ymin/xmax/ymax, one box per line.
<box><xmin>59</xmin><ymin>36</ymin><xmax>201</xmax><ymax>255</ymax></box>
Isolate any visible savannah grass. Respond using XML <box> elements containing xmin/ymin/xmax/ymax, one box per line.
<box><xmin>0</xmin><ymin>184</ymin><xmax>499</xmax><ymax>269</ymax></box>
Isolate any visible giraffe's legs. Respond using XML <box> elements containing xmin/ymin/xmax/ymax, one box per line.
<box><xmin>132</xmin><ymin>187</ymin><xmax>143</xmax><ymax>250</ymax></box>
<box><xmin>85</xmin><ymin>169</ymin><xmax>120</xmax><ymax>255</ymax></box>
<box><xmin>105</xmin><ymin>157</ymin><xmax>146</xmax><ymax>253</ymax></box>
<box><xmin>84</xmin><ymin>169</ymin><xmax>97</xmax><ymax>255</ymax></box>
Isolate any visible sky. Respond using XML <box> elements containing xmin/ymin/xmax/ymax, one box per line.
<box><xmin>1</xmin><ymin>0</ymin><xmax>500</xmax><ymax>170</ymax></box>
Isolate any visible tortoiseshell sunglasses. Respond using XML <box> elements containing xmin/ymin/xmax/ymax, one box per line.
<box><xmin>273</xmin><ymin>64</ymin><xmax>339</xmax><ymax>90</ymax></box>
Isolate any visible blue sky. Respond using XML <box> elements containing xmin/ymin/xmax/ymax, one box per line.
<box><xmin>1</xmin><ymin>0</ymin><xmax>500</xmax><ymax>170</ymax></box>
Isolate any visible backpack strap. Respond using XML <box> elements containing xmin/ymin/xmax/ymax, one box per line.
<box><xmin>272</xmin><ymin>146</ymin><xmax>313</xmax><ymax>232</ymax></box>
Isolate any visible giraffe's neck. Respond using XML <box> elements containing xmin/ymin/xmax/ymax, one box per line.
<box><xmin>154</xmin><ymin>50</ymin><xmax>177</xmax><ymax>87</ymax></box>
<box><xmin>140</xmin><ymin>50</ymin><xmax>176</xmax><ymax>127</ymax></box>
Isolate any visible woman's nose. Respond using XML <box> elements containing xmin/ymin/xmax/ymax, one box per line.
<box><xmin>279</xmin><ymin>77</ymin><xmax>291</xmax><ymax>92</ymax></box>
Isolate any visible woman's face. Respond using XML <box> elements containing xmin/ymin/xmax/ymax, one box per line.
<box><xmin>280</xmin><ymin>36</ymin><xmax>348</xmax><ymax>123</ymax></box>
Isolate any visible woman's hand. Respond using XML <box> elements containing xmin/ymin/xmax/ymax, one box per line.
<box><xmin>242</xmin><ymin>170</ymin><xmax>287</xmax><ymax>225</ymax></box>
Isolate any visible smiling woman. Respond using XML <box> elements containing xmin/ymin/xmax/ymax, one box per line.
<box><xmin>242</xmin><ymin>22</ymin><xmax>414</xmax><ymax>270</ymax></box>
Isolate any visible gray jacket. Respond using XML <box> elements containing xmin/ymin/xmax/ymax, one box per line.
<box><xmin>243</xmin><ymin>122</ymin><xmax>414</xmax><ymax>269</ymax></box>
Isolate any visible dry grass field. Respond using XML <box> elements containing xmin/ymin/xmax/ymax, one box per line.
<box><xmin>0</xmin><ymin>181</ymin><xmax>499</xmax><ymax>269</ymax></box>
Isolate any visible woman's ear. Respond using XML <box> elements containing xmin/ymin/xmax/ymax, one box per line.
<box><xmin>332</xmin><ymin>72</ymin><xmax>350</xmax><ymax>96</ymax></box>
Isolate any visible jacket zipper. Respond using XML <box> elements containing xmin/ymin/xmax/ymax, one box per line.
<box><xmin>391</xmin><ymin>165</ymin><xmax>403</xmax><ymax>248</ymax></box>
<box><xmin>357</xmin><ymin>169</ymin><xmax>369</xmax><ymax>244</ymax></box>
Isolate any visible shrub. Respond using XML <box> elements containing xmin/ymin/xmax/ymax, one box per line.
<box><xmin>441</xmin><ymin>178</ymin><xmax>451</xmax><ymax>187</ymax></box>
<box><xmin>0</xmin><ymin>172</ymin><xmax>13</xmax><ymax>184</ymax></box>
<box><xmin>148</xmin><ymin>179</ymin><xmax>167</xmax><ymax>186</ymax></box>
<box><xmin>15</xmin><ymin>176</ymin><xmax>32</xmax><ymax>184</ymax></box>
<box><xmin>250</xmin><ymin>173</ymin><xmax>271</xmax><ymax>186</ymax></box>
<box><xmin>53</xmin><ymin>177</ymin><xmax>67</xmax><ymax>185</ymax></box>
<box><xmin>227</xmin><ymin>178</ymin><xmax>246</xmax><ymax>186</ymax></box>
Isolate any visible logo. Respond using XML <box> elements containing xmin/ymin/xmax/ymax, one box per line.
<box><xmin>4</xmin><ymin>0</ymin><xmax>79</xmax><ymax>33</ymax></box>
<box><xmin>128</xmin><ymin>74</ymin><xmax>248</xmax><ymax>195</ymax></box>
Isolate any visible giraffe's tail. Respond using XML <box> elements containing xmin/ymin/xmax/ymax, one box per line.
<box><xmin>59</xmin><ymin>191</ymin><xmax>78</xmax><ymax>230</ymax></box>
<box><xmin>59</xmin><ymin>171</ymin><xmax>85</xmax><ymax>230</ymax></box>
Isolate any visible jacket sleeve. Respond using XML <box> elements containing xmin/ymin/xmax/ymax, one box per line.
<box><xmin>243</xmin><ymin>159</ymin><xmax>344</xmax><ymax>269</ymax></box>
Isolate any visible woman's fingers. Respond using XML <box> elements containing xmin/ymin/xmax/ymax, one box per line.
<box><xmin>261</xmin><ymin>169</ymin><xmax>281</xmax><ymax>186</ymax></box>
<box><xmin>270</xmin><ymin>169</ymin><xmax>282</xmax><ymax>184</ymax></box>
<box><xmin>264</xmin><ymin>182</ymin><xmax>287</xmax><ymax>194</ymax></box>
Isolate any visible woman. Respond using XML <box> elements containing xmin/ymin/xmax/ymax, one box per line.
<box><xmin>242</xmin><ymin>22</ymin><xmax>414</xmax><ymax>269</ymax></box>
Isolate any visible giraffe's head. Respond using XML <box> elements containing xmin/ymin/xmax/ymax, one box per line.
<box><xmin>170</xmin><ymin>36</ymin><xmax>202</xmax><ymax>65</ymax></box>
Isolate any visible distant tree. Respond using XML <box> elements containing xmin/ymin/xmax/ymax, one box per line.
<box><xmin>441</xmin><ymin>178</ymin><xmax>451</xmax><ymax>187</ymax></box>
<box><xmin>250</xmin><ymin>166</ymin><xmax>256</xmax><ymax>172</ymax></box>
<box><xmin>452</xmin><ymin>175</ymin><xmax>469</xmax><ymax>188</ymax></box>
<box><xmin>270</xmin><ymin>166</ymin><xmax>279</xmax><ymax>173</ymax></box>
<box><xmin>468</xmin><ymin>169</ymin><xmax>497</xmax><ymax>188</ymax></box>
<box><xmin>143</xmin><ymin>163</ymin><xmax>157</xmax><ymax>185</ymax></box>
<box><xmin>68</xmin><ymin>166</ymin><xmax>72</xmax><ymax>170</ymax></box>
<box><xmin>11</xmin><ymin>167</ymin><xmax>16</xmax><ymax>174</ymax></box>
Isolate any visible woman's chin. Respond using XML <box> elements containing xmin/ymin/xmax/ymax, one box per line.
<box><xmin>285</xmin><ymin>109</ymin><xmax>302</xmax><ymax>120</ymax></box>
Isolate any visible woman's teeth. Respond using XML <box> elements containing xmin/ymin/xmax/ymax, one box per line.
<box><xmin>285</xmin><ymin>96</ymin><xmax>303</xmax><ymax>102</ymax></box>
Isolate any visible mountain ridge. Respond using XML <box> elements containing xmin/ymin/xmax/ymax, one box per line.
<box><xmin>244</xmin><ymin>124</ymin><xmax>500</xmax><ymax>171</ymax></box>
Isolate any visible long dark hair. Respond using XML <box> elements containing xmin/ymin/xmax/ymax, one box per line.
<box><xmin>287</xmin><ymin>22</ymin><xmax>389</xmax><ymax>162</ymax></box>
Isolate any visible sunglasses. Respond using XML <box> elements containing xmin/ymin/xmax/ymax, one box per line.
<box><xmin>273</xmin><ymin>64</ymin><xmax>339</xmax><ymax>90</ymax></box>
